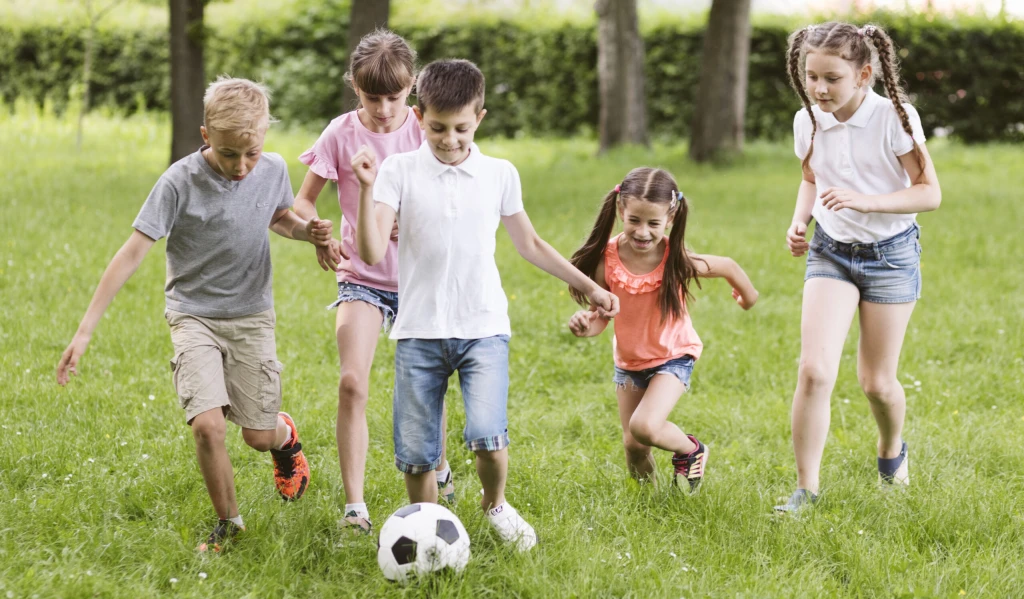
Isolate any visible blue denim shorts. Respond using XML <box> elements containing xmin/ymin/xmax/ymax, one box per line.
<box><xmin>613</xmin><ymin>355</ymin><xmax>696</xmax><ymax>391</ymax></box>
<box><xmin>393</xmin><ymin>336</ymin><xmax>511</xmax><ymax>474</ymax></box>
<box><xmin>805</xmin><ymin>223</ymin><xmax>922</xmax><ymax>304</ymax></box>
<box><xmin>326</xmin><ymin>282</ymin><xmax>399</xmax><ymax>328</ymax></box>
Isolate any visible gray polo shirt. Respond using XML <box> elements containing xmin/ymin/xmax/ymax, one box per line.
<box><xmin>133</xmin><ymin>148</ymin><xmax>294</xmax><ymax>318</ymax></box>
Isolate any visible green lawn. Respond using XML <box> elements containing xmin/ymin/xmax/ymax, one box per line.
<box><xmin>2</xmin><ymin>106</ymin><xmax>1023</xmax><ymax>598</ymax></box>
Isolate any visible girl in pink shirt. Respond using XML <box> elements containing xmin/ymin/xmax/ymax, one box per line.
<box><xmin>293</xmin><ymin>30</ymin><xmax>452</xmax><ymax>533</ymax></box>
<box><xmin>567</xmin><ymin>167</ymin><xmax>758</xmax><ymax>492</ymax></box>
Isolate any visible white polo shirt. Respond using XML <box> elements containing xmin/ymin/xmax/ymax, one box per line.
<box><xmin>373</xmin><ymin>141</ymin><xmax>525</xmax><ymax>339</ymax></box>
<box><xmin>794</xmin><ymin>89</ymin><xmax>927</xmax><ymax>243</ymax></box>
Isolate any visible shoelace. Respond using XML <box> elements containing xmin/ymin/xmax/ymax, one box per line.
<box><xmin>273</xmin><ymin>445</ymin><xmax>297</xmax><ymax>478</ymax></box>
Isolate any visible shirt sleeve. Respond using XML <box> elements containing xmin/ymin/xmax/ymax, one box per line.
<box><xmin>132</xmin><ymin>174</ymin><xmax>177</xmax><ymax>241</ymax></box>
<box><xmin>275</xmin><ymin>156</ymin><xmax>295</xmax><ymax>211</ymax></box>
<box><xmin>298</xmin><ymin>119</ymin><xmax>341</xmax><ymax>181</ymax></box>
<box><xmin>891</xmin><ymin>103</ymin><xmax>927</xmax><ymax>157</ymax></box>
<box><xmin>500</xmin><ymin>161</ymin><xmax>525</xmax><ymax>217</ymax></box>
<box><xmin>793</xmin><ymin>110</ymin><xmax>810</xmax><ymax>160</ymax></box>
<box><xmin>373</xmin><ymin>155</ymin><xmax>402</xmax><ymax>213</ymax></box>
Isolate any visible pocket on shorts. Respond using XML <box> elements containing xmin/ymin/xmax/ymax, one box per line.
<box><xmin>879</xmin><ymin>242</ymin><xmax>920</xmax><ymax>270</ymax></box>
<box><xmin>170</xmin><ymin>353</ymin><xmax>196</xmax><ymax>409</ymax></box>
<box><xmin>258</xmin><ymin>359</ymin><xmax>284</xmax><ymax>413</ymax></box>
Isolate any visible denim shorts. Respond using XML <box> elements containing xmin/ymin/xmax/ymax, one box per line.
<box><xmin>613</xmin><ymin>355</ymin><xmax>696</xmax><ymax>391</ymax></box>
<box><xmin>326</xmin><ymin>282</ymin><xmax>399</xmax><ymax>328</ymax></box>
<box><xmin>805</xmin><ymin>223</ymin><xmax>922</xmax><ymax>304</ymax></box>
<box><xmin>393</xmin><ymin>336</ymin><xmax>511</xmax><ymax>474</ymax></box>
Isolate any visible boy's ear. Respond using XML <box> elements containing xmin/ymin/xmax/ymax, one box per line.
<box><xmin>412</xmin><ymin>105</ymin><xmax>425</xmax><ymax>127</ymax></box>
<box><xmin>200</xmin><ymin>125</ymin><xmax>209</xmax><ymax>145</ymax></box>
<box><xmin>476</xmin><ymin>108</ymin><xmax>487</xmax><ymax>126</ymax></box>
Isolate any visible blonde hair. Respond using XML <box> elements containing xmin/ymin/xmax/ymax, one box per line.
<box><xmin>203</xmin><ymin>76</ymin><xmax>276</xmax><ymax>137</ymax></box>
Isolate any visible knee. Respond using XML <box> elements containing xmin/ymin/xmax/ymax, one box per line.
<box><xmin>338</xmin><ymin>371</ymin><xmax>369</xmax><ymax>408</ymax></box>
<box><xmin>797</xmin><ymin>359</ymin><xmax>835</xmax><ymax>393</ymax></box>
<box><xmin>628</xmin><ymin>416</ymin><xmax>657</xmax><ymax>448</ymax></box>
<box><xmin>860</xmin><ymin>375</ymin><xmax>901</xmax><ymax>404</ymax></box>
<box><xmin>192</xmin><ymin>417</ymin><xmax>226</xmax><ymax>448</ymax></box>
<box><xmin>623</xmin><ymin>437</ymin><xmax>650</xmax><ymax>461</ymax></box>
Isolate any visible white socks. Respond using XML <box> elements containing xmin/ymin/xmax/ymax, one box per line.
<box><xmin>435</xmin><ymin>461</ymin><xmax>451</xmax><ymax>484</ymax></box>
<box><xmin>345</xmin><ymin>502</ymin><xmax>369</xmax><ymax>519</ymax></box>
<box><xmin>228</xmin><ymin>514</ymin><xmax>245</xmax><ymax>528</ymax></box>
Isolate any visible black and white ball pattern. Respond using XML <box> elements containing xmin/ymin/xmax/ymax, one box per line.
<box><xmin>377</xmin><ymin>502</ymin><xmax>471</xmax><ymax>581</ymax></box>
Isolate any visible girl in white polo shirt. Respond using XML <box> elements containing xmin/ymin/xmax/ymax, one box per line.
<box><xmin>775</xmin><ymin>22</ymin><xmax>942</xmax><ymax>513</ymax></box>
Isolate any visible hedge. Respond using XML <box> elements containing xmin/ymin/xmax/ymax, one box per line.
<box><xmin>2</xmin><ymin>9</ymin><xmax>1022</xmax><ymax>143</ymax></box>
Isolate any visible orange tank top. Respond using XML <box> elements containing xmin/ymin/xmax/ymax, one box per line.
<box><xmin>604</xmin><ymin>235</ymin><xmax>703</xmax><ymax>370</ymax></box>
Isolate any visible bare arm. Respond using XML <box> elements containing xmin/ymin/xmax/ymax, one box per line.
<box><xmin>348</xmin><ymin>146</ymin><xmax>396</xmax><ymax>266</ymax></box>
<box><xmin>502</xmin><ymin>211</ymin><xmax>619</xmax><ymax>317</ymax></box>
<box><xmin>568</xmin><ymin>258</ymin><xmax>612</xmax><ymax>337</ymax></box>
<box><xmin>691</xmin><ymin>252</ymin><xmax>758</xmax><ymax>310</ymax></box>
<box><xmin>821</xmin><ymin>143</ymin><xmax>941</xmax><ymax>214</ymax></box>
<box><xmin>56</xmin><ymin>230</ymin><xmax>157</xmax><ymax>385</ymax></box>
<box><xmin>786</xmin><ymin>172</ymin><xmax>817</xmax><ymax>257</ymax></box>
<box><xmin>269</xmin><ymin>207</ymin><xmax>332</xmax><ymax>245</ymax></box>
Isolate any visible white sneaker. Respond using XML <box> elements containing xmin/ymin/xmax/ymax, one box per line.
<box><xmin>486</xmin><ymin>502</ymin><xmax>537</xmax><ymax>552</ymax></box>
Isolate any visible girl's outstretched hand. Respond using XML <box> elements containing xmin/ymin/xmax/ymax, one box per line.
<box><xmin>56</xmin><ymin>334</ymin><xmax>90</xmax><ymax>386</ymax></box>
<box><xmin>568</xmin><ymin>310</ymin><xmax>599</xmax><ymax>337</ymax></box>
<box><xmin>820</xmin><ymin>187</ymin><xmax>872</xmax><ymax>213</ymax></box>
<box><xmin>587</xmin><ymin>287</ymin><xmax>619</xmax><ymax>319</ymax></box>
<box><xmin>351</xmin><ymin>145</ymin><xmax>378</xmax><ymax>187</ymax></box>
<box><xmin>732</xmin><ymin>287</ymin><xmax>758</xmax><ymax>310</ymax></box>
<box><xmin>786</xmin><ymin>221</ymin><xmax>809</xmax><ymax>257</ymax></box>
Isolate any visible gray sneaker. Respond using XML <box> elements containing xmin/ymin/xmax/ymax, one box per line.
<box><xmin>773</xmin><ymin>489</ymin><xmax>818</xmax><ymax>514</ymax></box>
<box><xmin>438</xmin><ymin>469</ymin><xmax>456</xmax><ymax>505</ymax></box>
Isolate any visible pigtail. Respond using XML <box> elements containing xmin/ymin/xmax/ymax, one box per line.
<box><xmin>569</xmin><ymin>189</ymin><xmax>620</xmax><ymax>307</ymax></box>
<box><xmin>787</xmin><ymin>27</ymin><xmax>818</xmax><ymax>177</ymax></box>
<box><xmin>660</xmin><ymin>192</ymin><xmax>704</xmax><ymax>324</ymax></box>
<box><xmin>867</xmin><ymin>26</ymin><xmax>926</xmax><ymax>173</ymax></box>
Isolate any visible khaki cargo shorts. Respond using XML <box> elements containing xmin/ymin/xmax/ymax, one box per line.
<box><xmin>166</xmin><ymin>308</ymin><xmax>283</xmax><ymax>430</ymax></box>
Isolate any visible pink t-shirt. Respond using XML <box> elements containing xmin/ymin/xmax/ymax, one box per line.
<box><xmin>604</xmin><ymin>235</ymin><xmax>703</xmax><ymax>371</ymax></box>
<box><xmin>299</xmin><ymin>109</ymin><xmax>424</xmax><ymax>292</ymax></box>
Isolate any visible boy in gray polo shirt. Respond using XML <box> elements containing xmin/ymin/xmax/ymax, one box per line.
<box><xmin>56</xmin><ymin>77</ymin><xmax>331</xmax><ymax>552</ymax></box>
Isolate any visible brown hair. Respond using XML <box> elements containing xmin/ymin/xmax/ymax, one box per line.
<box><xmin>786</xmin><ymin>22</ymin><xmax>925</xmax><ymax>176</ymax></box>
<box><xmin>569</xmin><ymin>168</ymin><xmax>704</xmax><ymax>323</ymax></box>
<box><xmin>415</xmin><ymin>59</ymin><xmax>486</xmax><ymax>115</ymax></box>
<box><xmin>344</xmin><ymin>29</ymin><xmax>416</xmax><ymax>96</ymax></box>
<box><xmin>203</xmin><ymin>76</ymin><xmax>274</xmax><ymax>137</ymax></box>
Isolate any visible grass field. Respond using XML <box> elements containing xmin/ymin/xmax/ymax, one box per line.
<box><xmin>1</xmin><ymin>105</ymin><xmax>1023</xmax><ymax>598</ymax></box>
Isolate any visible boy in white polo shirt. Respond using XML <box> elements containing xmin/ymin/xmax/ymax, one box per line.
<box><xmin>351</xmin><ymin>59</ymin><xmax>618</xmax><ymax>551</ymax></box>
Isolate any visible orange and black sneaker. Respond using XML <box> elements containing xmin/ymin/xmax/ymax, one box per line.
<box><xmin>196</xmin><ymin>519</ymin><xmax>244</xmax><ymax>553</ymax></box>
<box><xmin>270</xmin><ymin>411</ymin><xmax>309</xmax><ymax>501</ymax></box>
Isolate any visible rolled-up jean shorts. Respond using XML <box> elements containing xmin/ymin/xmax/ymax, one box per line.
<box><xmin>166</xmin><ymin>308</ymin><xmax>282</xmax><ymax>430</ymax></box>
<box><xmin>327</xmin><ymin>282</ymin><xmax>399</xmax><ymax>329</ymax></box>
<box><xmin>393</xmin><ymin>336</ymin><xmax>511</xmax><ymax>474</ymax></box>
<box><xmin>613</xmin><ymin>355</ymin><xmax>696</xmax><ymax>391</ymax></box>
<box><xmin>805</xmin><ymin>223</ymin><xmax>922</xmax><ymax>304</ymax></box>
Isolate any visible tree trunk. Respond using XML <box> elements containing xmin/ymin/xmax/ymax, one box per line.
<box><xmin>689</xmin><ymin>0</ymin><xmax>752</xmax><ymax>162</ymax></box>
<box><xmin>595</xmin><ymin>0</ymin><xmax>648</xmax><ymax>152</ymax></box>
<box><xmin>342</xmin><ymin>0</ymin><xmax>391</xmax><ymax>113</ymax></box>
<box><xmin>169</xmin><ymin>0</ymin><xmax>206</xmax><ymax>164</ymax></box>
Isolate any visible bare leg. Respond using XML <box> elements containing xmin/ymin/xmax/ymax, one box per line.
<box><xmin>615</xmin><ymin>383</ymin><xmax>656</xmax><ymax>482</ymax></box>
<box><xmin>405</xmin><ymin>471</ymin><xmax>437</xmax><ymax>504</ymax></box>
<box><xmin>792</xmin><ymin>278</ymin><xmax>860</xmax><ymax>494</ymax></box>
<box><xmin>857</xmin><ymin>300</ymin><xmax>916</xmax><ymax>459</ymax></box>
<box><xmin>191</xmin><ymin>408</ymin><xmax>237</xmax><ymax>519</ymax></box>
<box><xmin>240</xmin><ymin>416</ymin><xmax>290</xmax><ymax>452</ymax></box>
<box><xmin>628</xmin><ymin>374</ymin><xmax>696</xmax><ymax>454</ymax></box>
<box><xmin>476</xmin><ymin>448</ymin><xmax>508</xmax><ymax>512</ymax></box>
<box><xmin>334</xmin><ymin>300</ymin><xmax>384</xmax><ymax>505</ymax></box>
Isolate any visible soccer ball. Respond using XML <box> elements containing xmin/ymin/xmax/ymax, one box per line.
<box><xmin>377</xmin><ymin>502</ymin><xmax>471</xmax><ymax>582</ymax></box>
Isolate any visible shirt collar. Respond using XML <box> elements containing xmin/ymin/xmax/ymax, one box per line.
<box><xmin>814</xmin><ymin>88</ymin><xmax>881</xmax><ymax>131</ymax></box>
<box><xmin>416</xmin><ymin>141</ymin><xmax>483</xmax><ymax>178</ymax></box>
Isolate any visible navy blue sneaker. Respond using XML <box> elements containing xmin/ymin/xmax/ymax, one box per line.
<box><xmin>878</xmin><ymin>441</ymin><xmax>909</xmax><ymax>486</ymax></box>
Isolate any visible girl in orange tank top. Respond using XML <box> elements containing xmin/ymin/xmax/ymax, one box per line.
<box><xmin>567</xmin><ymin>167</ymin><xmax>758</xmax><ymax>491</ymax></box>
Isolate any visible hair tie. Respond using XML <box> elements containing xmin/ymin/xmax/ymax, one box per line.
<box><xmin>614</xmin><ymin>184</ymin><xmax>621</xmax><ymax>194</ymax></box>
<box><xmin>858</xmin><ymin>25</ymin><xmax>876</xmax><ymax>38</ymax></box>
